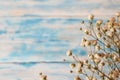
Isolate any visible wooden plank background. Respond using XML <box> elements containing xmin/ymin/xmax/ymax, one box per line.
<box><xmin>0</xmin><ymin>0</ymin><xmax>119</xmax><ymax>80</ymax></box>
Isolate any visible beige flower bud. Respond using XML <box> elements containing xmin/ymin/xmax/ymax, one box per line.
<box><xmin>66</xmin><ymin>50</ymin><xmax>72</xmax><ymax>56</ymax></box>
<box><xmin>70</xmin><ymin>63</ymin><xmax>76</xmax><ymax>69</ymax></box>
<box><xmin>96</xmin><ymin>19</ymin><xmax>103</xmax><ymax>26</ymax></box>
<box><xmin>94</xmin><ymin>59</ymin><xmax>101</xmax><ymax>64</ymax></box>
<box><xmin>80</xmin><ymin>42</ymin><xmax>85</xmax><ymax>47</ymax></box>
<box><xmin>105</xmin><ymin>43</ymin><xmax>111</xmax><ymax>48</ymax></box>
<box><xmin>99</xmin><ymin>72</ymin><xmax>104</xmax><ymax>77</ymax></box>
<box><xmin>86</xmin><ymin>76</ymin><xmax>93</xmax><ymax>80</ymax></box>
<box><xmin>74</xmin><ymin>76</ymin><xmax>81</xmax><ymax>80</ymax></box>
<box><xmin>40</xmin><ymin>75</ymin><xmax>47</xmax><ymax>80</ymax></box>
<box><xmin>93</xmin><ymin>77</ymin><xmax>97</xmax><ymax>80</ymax></box>
<box><xmin>109</xmin><ymin>17</ymin><xmax>116</xmax><ymax>23</ymax></box>
<box><xmin>115</xmin><ymin>12</ymin><xmax>120</xmax><ymax>17</ymax></box>
<box><xmin>88</xmin><ymin>54</ymin><xmax>94</xmax><ymax>60</ymax></box>
<box><xmin>85</xmin><ymin>40</ymin><xmax>91</xmax><ymax>46</ymax></box>
<box><xmin>81</xmin><ymin>38</ymin><xmax>87</xmax><ymax>42</ymax></box>
<box><xmin>95</xmin><ymin>45</ymin><xmax>100</xmax><ymax>51</ymax></box>
<box><xmin>96</xmin><ymin>32</ymin><xmax>102</xmax><ymax>38</ymax></box>
<box><xmin>110</xmin><ymin>28</ymin><xmax>116</xmax><ymax>33</ymax></box>
<box><xmin>77</xmin><ymin>61</ymin><xmax>83</xmax><ymax>68</ymax></box>
<box><xmin>88</xmin><ymin>14</ymin><xmax>94</xmax><ymax>20</ymax></box>
<box><xmin>87</xmin><ymin>64</ymin><xmax>91</xmax><ymax>69</ymax></box>
<box><xmin>84</xmin><ymin>60</ymin><xmax>88</xmax><ymax>64</ymax></box>
<box><xmin>100</xmin><ymin>61</ymin><xmax>105</xmax><ymax>67</ymax></box>
<box><xmin>77</xmin><ymin>68</ymin><xmax>83</xmax><ymax>74</ymax></box>
<box><xmin>84</xmin><ymin>29</ymin><xmax>90</xmax><ymax>35</ymax></box>
<box><xmin>112</xmin><ymin>70</ymin><xmax>119</xmax><ymax>78</ymax></box>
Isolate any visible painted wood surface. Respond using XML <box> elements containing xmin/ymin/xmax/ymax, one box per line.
<box><xmin>0</xmin><ymin>0</ymin><xmax>119</xmax><ymax>80</ymax></box>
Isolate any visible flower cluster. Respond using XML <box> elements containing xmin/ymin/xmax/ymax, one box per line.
<box><xmin>67</xmin><ymin>12</ymin><xmax>120</xmax><ymax>80</ymax></box>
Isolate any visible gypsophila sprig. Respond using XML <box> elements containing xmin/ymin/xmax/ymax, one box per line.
<box><xmin>67</xmin><ymin>12</ymin><xmax>120</xmax><ymax>80</ymax></box>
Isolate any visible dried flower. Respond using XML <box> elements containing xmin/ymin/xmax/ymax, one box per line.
<box><xmin>95</xmin><ymin>45</ymin><xmax>100</xmax><ymax>50</ymax></box>
<box><xmin>70</xmin><ymin>63</ymin><xmax>76</xmax><ymax>69</ymax></box>
<box><xmin>74</xmin><ymin>76</ymin><xmax>81</xmax><ymax>80</ymax></box>
<box><xmin>77</xmin><ymin>68</ymin><xmax>83</xmax><ymax>74</ymax></box>
<box><xmin>100</xmin><ymin>61</ymin><xmax>105</xmax><ymax>67</ymax></box>
<box><xmin>40</xmin><ymin>75</ymin><xmax>47</xmax><ymax>80</ymax></box>
<box><xmin>84</xmin><ymin>29</ymin><xmax>90</xmax><ymax>35</ymax></box>
<box><xmin>93</xmin><ymin>77</ymin><xmax>97</xmax><ymax>80</ymax></box>
<box><xmin>66</xmin><ymin>50</ymin><xmax>72</xmax><ymax>56</ymax></box>
<box><xmin>85</xmin><ymin>40</ymin><xmax>91</xmax><ymax>46</ymax></box>
<box><xmin>88</xmin><ymin>14</ymin><xmax>94</xmax><ymax>20</ymax></box>
<box><xmin>96</xmin><ymin>19</ymin><xmax>103</xmax><ymax>26</ymax></box>
<box><xmin>96</xmin><ymin>32</ymin><xmax>102</xmax><ymax>38</ymax></box>
<box><xmin>115</xmin><ymin>12</ymin><xmax>120</xmax><ymax>17</ymax></box>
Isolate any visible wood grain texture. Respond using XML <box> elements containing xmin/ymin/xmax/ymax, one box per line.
<box><xmin>0</xmin><ymin>0</ymin><xmax>119</xmax><ymax>80</ymax></box>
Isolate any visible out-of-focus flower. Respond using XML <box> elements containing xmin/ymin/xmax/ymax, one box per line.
<box><xmin>109</xmin><ymin>17</ymin><xmax>116</xmax><ymax>23</ymax></box>
<box><xmin>86</xmin><ymin>76</ymin><xmax>93</xmax><ymax>80</ymax></box>
<box><xmin>66</xmin><ymin>50</ymin><xmax>72</xmax><ymax>56</ymax></box>
<box><xmin>112</xmin><ymin>70</ymin><xmax>119</xmax><ymax>78</ymax></box>
<box><xmin>88</xmin><ymin>14</ymin><xmax>94</xmax><ymax>20</ymax></box>
<box><xmin>93</xmin><ymin>77</ymin><xmax>97</xmax><ymax>80</ymax></box>
<box><xmin>115</xmin><ymin>12</ymin><xmax>120</xmax><ymax>17</ymax></box>
<box><xmin>80</xmin><ymin>27</ymin><xmax>82</xmax><ymax>30</ymax></box>
<box><xmin>74</xmin><ymin>76</ymin><xmax>81</xmax><ymax>80</ymax></box>
<box><xmin>110</xmin><ymin>28</ymin><xmax>116</xmax><ymax>33</ymax></box>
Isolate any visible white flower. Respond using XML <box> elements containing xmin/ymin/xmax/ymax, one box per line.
<box><xmin>88</xmin><ymin>14</ymin><xmax>94</xmax><ymax>20</ymax></box>
<box><xmin>66</xmin><ymin>50</ymin><xmax>72</xmax><ymax>56</ymax></box>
